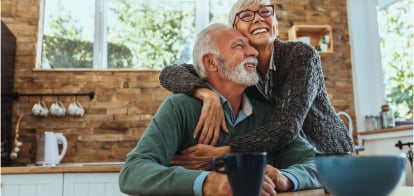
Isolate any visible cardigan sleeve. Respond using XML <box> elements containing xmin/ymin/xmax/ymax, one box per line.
<box><xmin>159</xmin><ymin>63</ymin><xmax>209</xmax><ymax>95</ymax></box>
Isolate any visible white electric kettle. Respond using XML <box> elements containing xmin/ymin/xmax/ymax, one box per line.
<box><xmin>36</xmin><ymin>132</ymin><xmax>67</xmax><ymax>166</ymax></box>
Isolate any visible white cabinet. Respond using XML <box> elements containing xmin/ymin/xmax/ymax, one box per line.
<box><xmin>358</xmin><ymin>127</ymin><xmax>413</xmax><ymax>186</ymax></box>
<box><xmin>1</xmin><ymin>173</ymin><xmax>126</xmax><ymax>196</ymax></box>
<box><xmin>63</xmin><ymin>173</ymin><xmax>125</xmax><ymax>196</ymax></box>
<box><xmin>358</xmin><ymin>128</ymin><xmax>413</xmax><ymax>156</ymax></box>
<box><xmin>1</xmin><ymin>174</ymin><xmax>63</xmax><ymax>196</ymax></box>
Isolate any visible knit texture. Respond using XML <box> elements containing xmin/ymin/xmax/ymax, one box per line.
<box><xmin>159</xmin><ymin>39</ymin><xmax>354</xmax><ymax>153</ymax></box>
<box><xmin>120</xmin><ymin>94</ymin><xmax>321</xmax><ymax>195</ymax></box>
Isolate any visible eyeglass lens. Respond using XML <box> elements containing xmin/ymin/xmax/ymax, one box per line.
<box><xmin>238</xmin><ymin>6</ymin><xmax>273</xmax><ymax>22</ymax></box>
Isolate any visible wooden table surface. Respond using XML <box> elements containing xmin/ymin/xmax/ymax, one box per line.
<box><xmin>277</xmin><ymin>186</ymin><xmax>412</xmax><ymax>196</ymax></box>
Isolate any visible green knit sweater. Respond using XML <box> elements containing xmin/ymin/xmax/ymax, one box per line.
<box><xmin>119</xmin><ymin>94</ymin><xmax>320</xmax><ymax>195</ymax></box>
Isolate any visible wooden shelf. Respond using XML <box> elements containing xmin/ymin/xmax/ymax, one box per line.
<box><xmin>357</xmin><ymin>125</ymin><xmax>413</xmax><ymax>135</ymax></box>
<box><xmin>288</xmin><ymin>25</ymin><xmax>333</xmax><ymax>57</ymax></box>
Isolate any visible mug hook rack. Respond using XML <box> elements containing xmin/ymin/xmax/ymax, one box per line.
<box><xmin>9</xmin><ymin>91</ymin><xmax>95</xmax><ymax>100</ymax></box>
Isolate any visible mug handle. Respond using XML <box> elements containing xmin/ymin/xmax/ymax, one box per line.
<box><xmin>58</xmin><ymin>101</ymin><xmax>66</xmax><ymax>112</ymax></box>
<box><xmin>211</xmin><ymin>156</ymin><xmax>227</xmax><ymax>174</ymax></box>
<box><xmin>40</xmin><ymin>101</ymin><xmax>48</xmax><ymax>108</ymax></box>
<box><xmin>76</xmin><ymin>100</ymin><xmax>83</xmax><ymax>109</ymax></box>
<box><xmin>55</xmin><ymin>133</ymin><xmax>67</xmax><ymax>162</ymax></box>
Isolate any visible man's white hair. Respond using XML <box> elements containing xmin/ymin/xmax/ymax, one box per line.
<box><xmin>192</xmin><ymin>23</ymin><xmax>232</xmax><ymax>79</ymax></box>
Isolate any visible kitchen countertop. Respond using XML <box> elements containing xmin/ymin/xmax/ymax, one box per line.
<box><xmin>276</xmin><ymin>186</ymin><xmax>412</xmax><ymax>196</ymax></box>
<box><xmin>1</xmin><ymin>162</ymin><xmax>124</xmax><ymax>174</ymax></box>
<box><xmin>358</xmin><ymin>125</ymin><xmax>413</xmax><ymax>135</ymax></box>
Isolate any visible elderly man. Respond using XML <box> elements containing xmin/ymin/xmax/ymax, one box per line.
<box><xmin>119</xmin><ymin>23</ymin><xmax>320</xmax><ymax>196</ymax></box>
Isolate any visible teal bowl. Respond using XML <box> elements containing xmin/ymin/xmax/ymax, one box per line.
<box><xmin>315</xmin><ymin>154</ymin><xmax>406</xmax><ymax>196</ymax></box>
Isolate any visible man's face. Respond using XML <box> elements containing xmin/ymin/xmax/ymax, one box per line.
<box><xmin>212</xmin><ymin>29</ymin><xmax>259</xmax><ymax>86</ymax></box>
<box><xmin>215</xmin><ymin>54</ymin><xmax>259</xmax><ymax>86</ymax></box>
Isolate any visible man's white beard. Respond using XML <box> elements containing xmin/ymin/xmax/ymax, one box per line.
<box><xmin>217</xmin><ymin>57</ymin><xmax>259</xmax><ymax>86</ymax></box>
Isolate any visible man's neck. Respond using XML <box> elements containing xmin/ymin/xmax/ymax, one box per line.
<box><xmin>208</xmin><ymin>79</ymin><xmax>245</xmax><ymax>117</ymax></box>
<box><xmin>223</xmin><ymin>92</ymin><xmax>242</xmax><ymax>117</ymax></box>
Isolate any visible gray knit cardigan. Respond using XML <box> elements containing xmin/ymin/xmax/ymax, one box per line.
<box><xmin>159</xmin><ymin>39</ymin><xmax>354</xmax><ymax>153</ymax></box>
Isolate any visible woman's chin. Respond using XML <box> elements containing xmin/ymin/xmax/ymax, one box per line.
<box><xmin>249</xmin><ymin>35</ymin><xmax>275</xmax><ymax>48</ymax></box>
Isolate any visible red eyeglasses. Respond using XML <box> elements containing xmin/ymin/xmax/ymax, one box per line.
<box><xmin>233</xmin><ymin>5</ymin><xmax>274</xmax><ymax>27</ymax></box>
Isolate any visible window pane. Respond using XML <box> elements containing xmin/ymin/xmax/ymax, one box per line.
<box><xmin>377</xmin><ymin>0</ymin><xmax>414</xmax><ymax>120</ymax></box>
<box><xmin>209</xmin><ymin>0</ymin><xmax>237</xmax><ymax>24</ymax></box>
<box><xmin>40</xmin><ymin>0</ymin><xmax>237</xmax><ymax>70</ymax></box>
<box><xmin>107</xmin><ymin>0</ymin><xmax>195</xmax><ymax>69</ymax></box>
<box><xmin>42</xmin><ymin>0</ymin><xmax>95</xmax><ymax>69</ymax></box>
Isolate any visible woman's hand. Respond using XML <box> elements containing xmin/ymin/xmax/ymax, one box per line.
<box><xmin>171</xmin><ymin>145</ymin><xmax>231</xmax><ymax>170</ymax></box>
<box><xmin>266</xmin><ymin>165</ymin><xmax>293</xmax><ymax>192</ymax></box>
<box><xmin>193</xmin><ymin>88</ymin><xmax>228</xmax><ymax>145</ymax></box>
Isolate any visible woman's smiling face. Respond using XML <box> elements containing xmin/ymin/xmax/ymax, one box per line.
<box><xmin>232</xmin><ymin>3</ymin><xmax>278</xmax><ymax>48</ymax></box>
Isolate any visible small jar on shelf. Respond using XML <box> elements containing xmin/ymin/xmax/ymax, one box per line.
<box><xmin>380</xmin><ymin>104</ymin><xmax>396</xmax><ymax>128</ymax></box>
<box><xmin>316</xmin><ymin>35</ymin><xmax>330</xmax><ymax>52</ymax></box>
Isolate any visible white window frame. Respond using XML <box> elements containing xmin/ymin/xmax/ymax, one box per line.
<box><xmin>36</xmin><ymin>0</ymin><xmax>212</xmax><ymax>69</ymax></box>
<box><xmin>93</xmin><ymin>0</ymin><xmax>108</xmax><ymax>69</ymax></box>
<box><xmin>347</xmin><ymin>0</ymin><xmax>402</xmax><ymax>131</ymax></box>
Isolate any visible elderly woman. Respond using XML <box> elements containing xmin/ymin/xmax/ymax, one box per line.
<box><xmin>160</xmin><ymin>0</ymin><xmax>353</xmax><ymax>162</ymax></box>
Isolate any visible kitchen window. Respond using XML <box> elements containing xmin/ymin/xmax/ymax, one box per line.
<box><xmin>377</xmin><ymin>0</ymin><xmax>413</xmax><ymax>121</ymax></box>
<box><xmin>37</xmin><ymin>0</ymin><xmax>236</xmax><ymax>70</ymax></box>
<box><xmin>347</xmin><ymin>0</ymin><xmax>413</xmax><ymax>130</ymax></box>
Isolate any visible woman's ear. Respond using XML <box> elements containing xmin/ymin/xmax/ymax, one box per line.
<box><xmin>273</xmin><ymin>24</ymin><xmax>279</xmax><ymax>37</ymax></box>
<box><xmin>202</xmin><ymin>54</ymin><xmax>218</xmax><ymax>71</ymax></box>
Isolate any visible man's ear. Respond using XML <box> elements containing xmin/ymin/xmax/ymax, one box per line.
<box><xmin>202</xmin><ymin>54</ymin><xmax>218</xmax><ymax>71</ymax></box>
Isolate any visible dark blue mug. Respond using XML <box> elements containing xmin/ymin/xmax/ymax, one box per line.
<box><xmin>211</xmin><ymin>152</ymin><xmax>267</xmax><ymax>196</ymax></box>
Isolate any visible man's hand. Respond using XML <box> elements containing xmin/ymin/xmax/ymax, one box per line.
<box><xmin>203</xmin><ymin>172</ymin><xmax>277</xmax><ymax>196</ymax></box>
<box><xmin>262</xmin><ymin>175</ymin><xmax>277</xmax><ymax>196</ymax></box>
<box><xmin>266</xmin><ymin>165</ymin><xmax>293</xmax><ymax>192</ymax></box>
<box><xmin>171</xmin><ymin>145</ymin><xmax>231</xmax><ymax>170</ymax></box>
<box><xmin>193</xmin><ymin>88</ymin><xmax>228</xmax><ymax>145</ymax></box>
<box><xmin>203</xmin><ymin>172</ymin><xmax>232</xmax><ymax>196</ymax></box>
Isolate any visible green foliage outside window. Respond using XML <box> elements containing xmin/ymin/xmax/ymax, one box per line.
<box><xmin>43</xmin><ymin>36</ymin><xmax>133</xmax><ymax>69</ymax></box>
<box><xmin>109</xmin><ymin>0</ymin><xmax>194</xmax><ymax>69</ymax></box>
<box><xmin>378</xmin><ymin>0</ymin><xmax>413</xmax><ymax>121</ymax></box>
<box><xmin>42</xmin><ymin>0</ymin><xmax>194</xmax><ymax>69</ymax></box>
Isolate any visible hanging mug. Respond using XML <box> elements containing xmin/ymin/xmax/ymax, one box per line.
<box><xmin>50</xmin><ymin>100</ymin><xmax>66</xmax><ymax>117</ymax></box>
<box><xmin>68</xmin><ymin>100</ymin><xmax>85</xmax><ymax>117</ymax></box>
<box><xmin>32</xmin><ymin>101</ymin><xmax>49</xmax><ymax>117</ymax></box>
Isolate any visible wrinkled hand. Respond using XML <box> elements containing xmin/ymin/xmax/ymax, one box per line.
<box><xmin>266</xmin><ymin>165</ymin><xmax>293</xmax><ymax>192</ymax></box>
<box><xmin>203</xmin><ymin>173</ymin><xmax>276</xmax><ymax>196</ymax></box>
<box><xmin>203</xmin><ymin>172</ymin><xmax>232</xmax><ymax>196</ymax></box>
<box><xmin>193</xmin><ymin>88</ymin><xmax>228</xmax><ymax>146</ymax></box>
<box><xmin>171</xmin><ymin>144</ymin><xmax>230</xmax><ymax>170</ymax></box>
<box><xmin>262</xmin><ymin>175</ymin><xmax>277</xmax><ymax>196</ymax></box>
<box><xmin>203</xmin><ymin>172</ymin><xmax>276</xmax><ymax>196</ymax></box>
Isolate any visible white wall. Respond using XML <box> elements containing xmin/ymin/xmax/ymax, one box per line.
<box><xmin>347</xmin><ymin>0</ymin><xmax>387</xmax><ymax>131</ymax></box>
